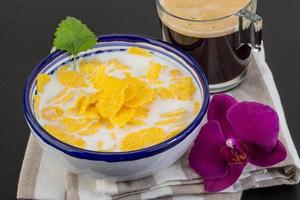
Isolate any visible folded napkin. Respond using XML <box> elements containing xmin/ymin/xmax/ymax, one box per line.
<box><xmin>17</xmin><ymin>48</ymin><xmax>300</xmax><ymax>200</ymax></box>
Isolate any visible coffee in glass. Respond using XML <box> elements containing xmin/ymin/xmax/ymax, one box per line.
<box><xmin>156</xmin><ymin>0</ymin><xmax>262</xmax><ymax>93</ymax></box>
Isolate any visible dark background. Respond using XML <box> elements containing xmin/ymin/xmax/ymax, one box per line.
<box><xmin>0</xmin><ymin>0</ymin><xmax>299</xmax><ymax>199</ymax></box>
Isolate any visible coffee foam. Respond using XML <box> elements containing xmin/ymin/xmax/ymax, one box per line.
<box><xmin>158</xmin><ymin>0</ymin><xmax>251</xmax><ymax>38</ymax></box>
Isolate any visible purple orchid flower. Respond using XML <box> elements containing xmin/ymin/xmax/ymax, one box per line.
<box><xmin>188</xmin><ymin>94</ymin><xmax>287</xmax><ymax>192</ymax></box>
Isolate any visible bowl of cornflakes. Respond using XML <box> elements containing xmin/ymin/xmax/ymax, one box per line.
<box><xmin>23</xmin><ymin>34</ymin><xmax>209</xmax><ymax>180</ymax></box>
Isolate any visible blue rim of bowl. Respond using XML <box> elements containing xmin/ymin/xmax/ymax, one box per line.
<box><xmin>23</xmin><ymin>34</ymin><xmax>209</xmax><ymax>162</ymax></box>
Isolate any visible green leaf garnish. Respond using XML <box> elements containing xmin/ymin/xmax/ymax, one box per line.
<box><xmin>54</xmin><ymin>16</ymin><xmax>97</xmax><ymax>70</ymax></box>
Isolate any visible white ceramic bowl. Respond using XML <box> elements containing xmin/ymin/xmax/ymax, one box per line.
<box><xmin>23</xmin><ymin>34</ymin><xmax>209</xmax><ymax>181</ymax></box>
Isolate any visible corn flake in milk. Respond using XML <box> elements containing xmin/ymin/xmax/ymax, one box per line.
<box><xmin>34</xmin><ymin>47</ymin><xmax>202</xmax><ymax>152</ymax></box>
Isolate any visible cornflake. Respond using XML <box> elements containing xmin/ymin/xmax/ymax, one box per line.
<box><xmin>110</xmin><ymin>107</ymin><xmax>136</xmax><ymax>127</ymax></box>
<box><xmin>33</xmin><ymin>95</ymin><xmax>41</xmax><ymax>117</ymax></box>
<box><xmin>37</xmin><ymin>74</ymin><xmax>51</xmax><ymax>93</ymax></box>
<box><xmin>79</xmin><ymin>59</ymin><xmax>101</xmax><ymax>77</ymax></box>
<box><xmin>134</xmin><ymin>107</ymin><xmax>149</xmax><ymax>119</ymax></box>
<box><xmin>96</xmin><ymin>83</ymin><xmax>127</xmax><ymax>118</ymax></box>
<box><xmin>44</xmin><ymin>124</ymin><xmax>86</xmax><ymax>148</ymax></box>
<box><xmin>170</xmin><ymin>77</ymin><xmax>196</xmax><ymax>100</ymax></box>
<box><xmin>61</xmin><ymin>117</ymin><xmax>89</xmax><ymax>133</ymax></box>
<box><xmin>155</xmin><ymin>117</ymin><xmax>183</xmax><ymax>126</ymax></box>
<box><xmin>194</xmin><ymin>101</ymin><xmax>201</xmax><ymax>115</ymax></box>
<box><xmin>160</xmin><ymin>108</ymin><xmax>185</xmax><ymax>118</ymax></box>
<box><xmin>120</xmin><ymin>127</ymin><xmax>166</xmax><ymax>151</ymax></box>
<box><xmin>41</xmin><ymin>106</ymin><xmax>64</xmax><ymax>121</ymax></box>
<box><xmin>169</xmin><ymin>69</ymin><xmax>182</xmax><ymax>77</ymax></box>
<box><xmin>147</xmin><ymin>61</ymin><xmax>162</xmax><ymax>80</ymax></box>
<box><xmin>124</xmin><ymin>78</ymin><xmax>154</xmax><ymax>108</ymax></box>
<box><xmin>56</xmin><ymin>68</ymin><xmax>88</xmax><ymax>88</ymax></box>
<box><xmin>154</xmin><ymin>87</ymin><xmax>174</xmax><ymax>100</ymax></box>
<box><xmin>128</xmin><ymin>118</ymin><xmax>146</xmax><ymax>126</ymax></box>
<box><xmin>128</xmin><ymin>47</ymin><xmax>152</xmax><ymax>57</ymax></box>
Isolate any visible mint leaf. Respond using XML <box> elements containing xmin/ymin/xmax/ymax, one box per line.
<box><xmin>54</xmin><ymin>17</ymin><xmax>97</xmax><ymax>69</ymax></box>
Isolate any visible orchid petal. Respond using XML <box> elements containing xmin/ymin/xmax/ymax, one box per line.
<box><xmin>208</xmin><ymin>94</ymin><xmax>237</xmax><ymax>138</ymax></box>
<box><xmin>227</xmin><ymin>102</ymin><xmax>279</xmax><ymax>151</ymax></box>
<box><xmin>247</xmin><ymin>140</ymin><xmax>287</xmax><ymax>167</ymax></box>
<box><xmin>204</xmin><ymin>164</ymin><xmax>245</xmax><ymax>192</ymax></box>
<box><xmin>188</xmin><ymin>121</ymin><xmax>228</xmax><ymax>180</ymax></box>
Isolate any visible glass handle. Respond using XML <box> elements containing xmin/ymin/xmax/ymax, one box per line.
<box><xmin>237</xmin><ymin>10</ymin><xmax>263</xmax><ymax>51</ymax></box>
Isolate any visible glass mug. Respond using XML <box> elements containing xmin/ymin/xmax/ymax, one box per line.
<box><xmin>156</xmin><ymin>0</ymin><xmax>262</xmax><ymax>93</ymax></box>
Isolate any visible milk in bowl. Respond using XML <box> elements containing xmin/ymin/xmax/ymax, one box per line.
<box><xmin>34</xmin><ymin>47</ymin><xmax>202</xmax><ymax>152</ymax></box>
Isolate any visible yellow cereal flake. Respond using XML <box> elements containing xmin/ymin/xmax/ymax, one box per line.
<box><xmin>82</xmin><ymin>107</ymin><xmax>100</xmax><ymax>119</ymax></box>
<box><xmin>56</xmin><ymin>69</ymin><xmax>88</xmax><ymax>88</ymax></box>
<box><xmin>73</xmin><ymin>138</ymin><xmax>87</xmax><ymax>148</ymax></box>
<box><xmin>61</xmin><ymin>117</ymin><xmax>88</xmax><ymax>133</ymax></box>
<box><xmin>48</xmin><ymin>88</ymin><xmax>69</xmax><ymax>104</ymax></box>
<box><xmin>93</xmin><ymin>65</ymin><xmax>108</xmax><ymax>90</ymax></box>
<box><xmin>147</xmin><ymin>61</ymin><xmax>162</xmax><ymax>80</ymax></box>
<box><xmin>96</xmin><ymin>84</ymin><xmax>127</xmax><ymax>118</ymax></box>
<box><xmin>128</xmin><ymin>47</ymin><xmax>151</xmax><ymax>57</ymax></box>
<box><xmin>57</xmin><ymin>65</ymin><xmax>69</xmax><ymax>72</ymax></box>
<box><xmin>67</xmin><ymin>95</ymin><xmax>85</xmax><ymax>114</ymax></box>
<box><xmin>108</xmin><ymin>59</ymin><xmax>130</xmax><ymax>70</ymax></box>
<box><xmin>68</xmin><ymin>96</ymin><xmax>100</xmax><ymax>119</ymax></box>
<box><xmin>79</xmin><ymin>59</ymin><xmax>101</xmax><ymax>76</ymax></box>
<box><xmin>37</xmin><ymin>74</ymin><xmax>51</xmax><ymax>93</ymax></box>
<box><xmin>78</xmin><ymin>97</ymin><xmax>91</xmax><ymax>114</ymax></box>
<box><xmin>44</xmin><ymin>124</ymin><xmax>86</xmax><ymax>148</ymax></box>
<box><xmin>170</xmin><ymin>77</ymin><xmax>195</xmax><ymax>100</ymax></box>
<box><xmin>110</xmin><ymin>107</ymin><xmax>136</xmax><ymax>127</ymax></box>
<box><xmin>160</xmin><ymin>108</ymin><xmax>185</xmax><ymax>118</ymax></box>
<box><xmin>154</xmin><ymin>87</ymin><xmax>174</xmax><ymax>99</ymax></box>
<box><xmin>77</xmin><ymin>93</ymin><xmax>98</xmax><ymax>115</ymax></box>
<box><xmin>41</xmin><ymin>106</ymin><xmax>64</xmax><ymax>120</ymax></box>
<box><xmin>33</xmin><ymin>95</ymin><xmax>41</xmax><ymax>117</ymax></box>
<box><xmin>120</xmin><ymin>127</ymin><xmax>166</xmax><ymax>151</ymax></box>
<box><xmin>124</xmin><ymin>82</ymin><xmax>138</xmax><ymax>103</ymax></box>
<box><xmin>128</xmin><ymin>118</ymin><xmax>146</xmax><ymax>126</ymax></box>
<box><xmin>193</xmin><ymin>101</ymin><xmax>201</xmax><ymax>115</ymax></box>
<box><xmin>93</xmin><ymin>66</ymin><xmax>129</xmax><ymax>118</ymax></box>
<box><xmin>169</xmin><ymin>69</ymin><xmax>182</xmax><ymax>77</ymax></box>
<box><xmin>87</xmin><ymin>93</ymin><xmax>98</xmax><ymax>103</ymax></box>
<box><xmin>124</xmin><ymin>78</ymin><xmax>154</xmax><ymax>108</ymax></box>
<box><xmin>134</xmin><ymin>107</ymin><xmax>149</xmax><ymax>118</ymax></box>
<box><xmin>155</xmin><ymin>117</ymin><xmax>183</xmax><ymax>126</ymax></box>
